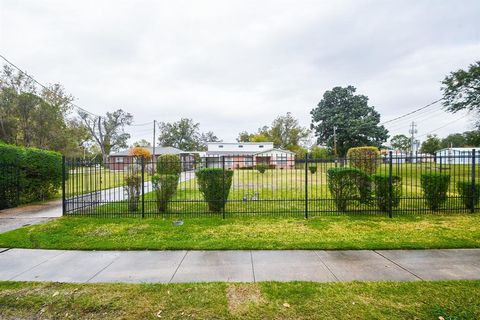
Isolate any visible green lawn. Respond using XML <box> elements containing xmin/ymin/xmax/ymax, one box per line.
<box><xmin>1</xmin><ymin>214</ymin><xmax>479</xmax><ymax>250</ymax></box>
<box><xmin>0</xmin><ymin>281</ymin><xmax>479</xmax><ymax>319</ymax></box>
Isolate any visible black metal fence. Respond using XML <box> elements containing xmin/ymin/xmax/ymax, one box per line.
<box><xmin>0</xmin><ymin>164</ymin><xmax>20</xmax><ymax>210</ymax></box>
<box><xmin>62</xmin><ymin>150</ymin><xmax>479</xmax><ymax>218</ymax></box>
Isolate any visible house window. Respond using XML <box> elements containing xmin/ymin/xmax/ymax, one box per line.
<box><xmin>219</xmin><ymin>145</ymin><xmax>224</xmax><ymax>148</ymax></box>
<box><xmin>259</xmin><ymin>145</ymin><xmax>264</xmax><ymax>148</ymax></box>
<box><xmin>115</xmin><ymin>157</ymin><xmax>124</xmax><ymax>163</ymax></box>
<box><xmin>244</xmin><ymin>156</ymin><xmax>253</xmax><ymax>166</ymax></box>
<box><xmin>238</xmin><ymin>145</ymin><xmax>243</xmax><ymax>148</ymax></box>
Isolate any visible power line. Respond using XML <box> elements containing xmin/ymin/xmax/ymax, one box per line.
<box><xmin>0</xmin><ymin>53</ymin><xmax>101</xmax><ymax>118</ymax></box>
<box><xmin>380</xmin><ymin>98</ymin><xmax>443</xmax><ymax>125</ymax></box>
<box><xmin>417</xmin><ymin>113</ymin><xmax>469</xmax><ymax>139</ymax></box>
<box><xmin>130</xmin><ymin>121</ymin><xmax>153</xmax><ymax>127</ymax></box>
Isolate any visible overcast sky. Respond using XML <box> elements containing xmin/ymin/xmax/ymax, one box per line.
<box><xmin>1</xmin><ymin>0</ymin><xmax>479</xmax><ymax>146</ymax></box>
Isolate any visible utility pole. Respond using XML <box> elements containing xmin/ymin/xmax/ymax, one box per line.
<box><xmin>333</xmin><ymin>126</ymin><xmax>338</xmax><ymax>157</ymax></box>
<box><xmin>409</xmin><ymin>121</ymin><xmax>417</xmax><ymax>158</ymax></box>
<box><xmin>152</xmin><ymin>120</ymin><xmax>156</xmax><ymax>162</ymax></box>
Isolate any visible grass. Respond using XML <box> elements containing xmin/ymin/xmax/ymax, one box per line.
<box><xmin>0</xmin><ymin>214</ymin><xmax>479</xmax><ymax>250</ymax></box>
<box><xmin>0</xmin><ymin>280</ymin><xmax>479</xmax><ymax>319</ymax></box>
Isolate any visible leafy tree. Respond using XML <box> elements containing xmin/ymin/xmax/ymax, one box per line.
<box><xmin>464</xmin><ymin>130</ymin><xmax>480</xmax><ymax>146</ymax></box>
<box><xmin>133</xmin><ymin>139</ymin><xmax>151</xmax><ymax>147</ymax></box>
<box><xmin>420</xmin><ymin>134</ymin><xmax>442</xmax><ymax>155</ymax></box>
<box><xmin>237</xmin><ymin>130</ymin><xmax>270</xmax><ymax>143</ymax></box>
<box><xmin>269</xmin><ymin>112</ymin><xmax>310</xmax><ymax>150</ymax></box>
<box><xmin>157</xmin><ymin>118</ymin><xmax>219</xmax><ymax>151</ymax></box>
<box><xmin>390</xmin><ymin>134</ymin><xmax>411</xmax><ymax>152</ymax></box>
<box><xmin>442</xmin><ymin>61</ymin><xmax>480</xmax><ymax>126</ymax></box>
<box><xmin>79</xmin><ymin>109</ymin><xmax>133</xmax><ymax>164</ymax></box>
<box><xmin>311</xmin><ymin>86</ymin><xmax>389</xmax><ymax>156</ymax></box>
<box><xmin>310</xmin><ymin>146</ymin><xmax>333</xmax><ymax>159</ymax></box>
<box><xmin>441</xmin><ymin>133</ymin><xmax>466</xmax><ymax>148</ymax></box>
<box><xmin>236</xmin><ymin>113</ymin><xmax>309</xmax><ymax>151</ymax></box>
<box><xmin>0</xmin><ymin>65</ymin><xmax>90</xmax><ymax>156</ymax></box>
<box><xmin>200</xmin><ymin>131</ymin><xmax>221</xmax><ymax>148</ymax></box>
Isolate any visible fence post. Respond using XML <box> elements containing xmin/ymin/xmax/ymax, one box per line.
<box><xmin>471</xmin><ymin>149</ymin><xmax>476</xmax><ymax>214</ymax></box>
<box><xmin>141</xmin><ymin>157</ymin><xmax>145</xmax><ymax>218</ymax></box>
<box><xmin>388</xmin><ymin>151</ymin><xmax>393</xmax><ymax>218</ymax></box>
<box><xmin>305</xmin><ymin>153</ymin><xmax>309</xmax><ymax>219</ymax></box>
<box><xmin>222</xmin><ymin>156</ymin><xmax>226</xmax><ymax>219</ymax></box>
<box><xmin>62</xmin><ymin>155</ymin><xmax>66</xmax><ymax>216</ymax></box>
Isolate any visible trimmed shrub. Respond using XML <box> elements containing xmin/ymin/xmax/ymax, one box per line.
<box><xmin>123</xmin><ymin>172</ymin><xmax>141</xmax><ymax>212</ymax></box>
<box><xmin>420</xmin><ymin>173</ymin><xmax>450</xmax><ymax>210</ymax></box>
<box><xmin>157</xmin><ymin>154</ymin><xmax>182</xmax><ymax>175</ymax></box>
<box><xmin>327</xmin><ymin>167</ymin><xmax>371</xmax><ymax>211</ymax></box>
<box><xmin>457</xmin><ymin>181</ymin><xmax>480</xmax><ymax>210</ymax></box>
<box><xmin>372</xmin><ymin>174</ymin><xmax>402</xmax><ymax>212</ymax></box>
<box><xmin>151</xmin><ymin>154</ymin><xmax>182</xmax><ymax>212</ymax></box>
<box><xmin>152</xmin><ymin>174</ymin><xmax>179</xmax><ymax>212</ymax></box>
<box><xmin>0</xmin><ymin>143</ymin><xmax>62</xmax><ymax>204</ymax></box>
<box><xmin>346</xmin><ymin>146</ymin><xmax>380</xmax><ymax>175</ymax></box>
<box><xmin>256</xmin><ymin>163</ymin><xmax>268</xmax><ymax>174</ymax></box>
<box><xmin>196</xmin><ymin>168</ymin><xmax>234</xmax><ymax>212</ymax></box>
<box><xmin>308</xmin><ymin>165</ymin><xmax>317</xmax><ymax>174</ymax></box>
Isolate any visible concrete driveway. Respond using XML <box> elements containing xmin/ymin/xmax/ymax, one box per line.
<box><xmin>0</xmin><ymin>200</ymin><xmax>62</xmax><ymax>233</ymax></box>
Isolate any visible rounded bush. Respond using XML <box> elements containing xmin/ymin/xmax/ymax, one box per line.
<box><xmin>157</xmin><ymin>154</ymin><xmax>182</xmax><ymax>175</ymax></box>
<box><xmin>372</xmin><ymin>174</ymin><xmax>402</xmax><ymax>212</ymax></box>
<box><xmin>195</xmin><ymin>168</ymin><xmax>234</xmax><ymax>212</ymax></box>
<box><xmin>308</xmin><ymin>165</ymin><xmax>317</xmax><ymax>174</ymax></box>
<box><xmin>457</xmin><ymin>181</ymin><xmax>480</xmax><ymax>210</ymax></box>
<box><xmin>152</xmin><ymin>174</ymin><xmax>179</xmax><ymax>212</ymax></box>
<box><xmin>420</xmin><ymin>173</ymin><xmax>450</xmax><ymax>210</ymax></box>
<box><xmin>256</xmin><ymin>163</ymin><xmax>268</xmax><ymax>174</ymax></box>
<box><xmin>327</xmin><ymin>167</ymin><xmax>372</xmax><ymax>211</ymax></box>
<box><xmin>346</xmin><ymin>146</ymin><xmax>380</xmax><ymax>175</ymax></box>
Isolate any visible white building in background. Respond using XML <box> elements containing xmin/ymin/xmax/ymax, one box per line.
<box><xmin>435</xmin><ymin>147</ymin><xmax>480</xmax><ymax>165</ymax></box>
<box><xmin>204</xmin><ymin>142</ymin><xmax>296</xmax><ymax>169</ymax></box>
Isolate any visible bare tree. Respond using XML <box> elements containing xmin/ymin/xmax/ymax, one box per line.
<box><xmin>79</xmin><ymin>109</ymin><xmax>133</xmax><ymax>164</ymax></box>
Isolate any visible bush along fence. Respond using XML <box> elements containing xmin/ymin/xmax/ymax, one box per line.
<box><xmin>62</xmin><ymin>149</ymin><xmax>479</xmax><ymax>218</ymax></box>
<box><xmin>0</xmin><ymin>143</ymin><xmax>62</xmax><ymax>209</ymax></box>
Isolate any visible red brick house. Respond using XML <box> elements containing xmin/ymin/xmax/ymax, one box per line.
<box><xmin>108</xmin><ymin>146</ymin><xmax>195</xmax><ymax>171</ymax></box>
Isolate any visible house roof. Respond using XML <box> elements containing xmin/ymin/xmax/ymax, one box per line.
<box><xmin>436</xmin><ymin>147</ymin><xmax>480</xmax><ymax>153</ymax></box>
<box><xmin>255</xmin><ymin>148</ymin><xmax>296</xmax><ymax>155</ymax></box>
<box><xmin>204</xmin><ymin>148</ymin><xmax>295</xmax><ymax>157</ymax></box>
<box><xmin>110</xmin><ymin>146</ymin><xmax>188</xmax><ymax>157</ymax></box>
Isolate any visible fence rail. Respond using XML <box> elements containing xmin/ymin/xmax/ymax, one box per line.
<box><xmin>0</xmin><ymin>164</ymin><xmax>20</xmax><ymax>210</ymax></box>
<box><xmin>62</xmin><ymin>150</ymin><xmax>479</xmax><ymax>218</ymax></box>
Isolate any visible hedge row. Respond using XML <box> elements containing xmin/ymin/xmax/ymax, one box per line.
<box><xmin>0</xmin><ymin>143</ymin><xmax>62</xmax><ymax>207</ymax></box>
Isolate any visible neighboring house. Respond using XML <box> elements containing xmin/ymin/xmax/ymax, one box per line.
<box><xmin>108</xmin><ymin>146</ymin><xmax>195</xmax><ymax>171</ymax></box>
<box><xmin>435</xmin><ymin>147</ymin><xmax>480</xmax><ymax>165</ymax></box>
<box><xmin>204</xmin><ymin>142</ymin><xmax>296</xmax><ymax>169</ymax></box>
<box><xmin>380</xmin><ymin>149</ymin><xmax>435</xmax><ymax>163</ymax></box>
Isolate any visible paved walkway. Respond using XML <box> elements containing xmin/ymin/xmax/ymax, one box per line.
<box><xmin>0</xmin><ymin>201</ymin><xmax>61</xmax><ymax>233</ymax></box>
<box><xmin>0</xmin><ymin>248</ymin><xmax>479</xmax><ymax>283</ymax></box>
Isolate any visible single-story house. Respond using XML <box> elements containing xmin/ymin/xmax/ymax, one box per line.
<box><xmin>435</xmin><ymin>147</ymin><xmax>480</xmax><ymax>165</ymax></box>
<box><xmin>108</xmin><ymin>146</ymin><xmax>195</xmax><ymax>171</ymax></box>
<box><xmin>203</xmin><ymin>142</ymin><xmax>296</xmax><ymax>169</ymax></box>
<box><xmin>380</xmin><ymin>150</ymin><xmax>435</xmax><ymax>163</ymax></box>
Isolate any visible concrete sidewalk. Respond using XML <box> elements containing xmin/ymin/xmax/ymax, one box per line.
<box><xmin>0</xmin><ymin>248</ymin><xmax>479</xmax><ymax>283</ymax></box>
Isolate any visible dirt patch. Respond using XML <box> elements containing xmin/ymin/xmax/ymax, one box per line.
<box><xmin>226</xmin><ymin>283</ymin><xmax>265</xmax><ymax>315</ymax></box>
